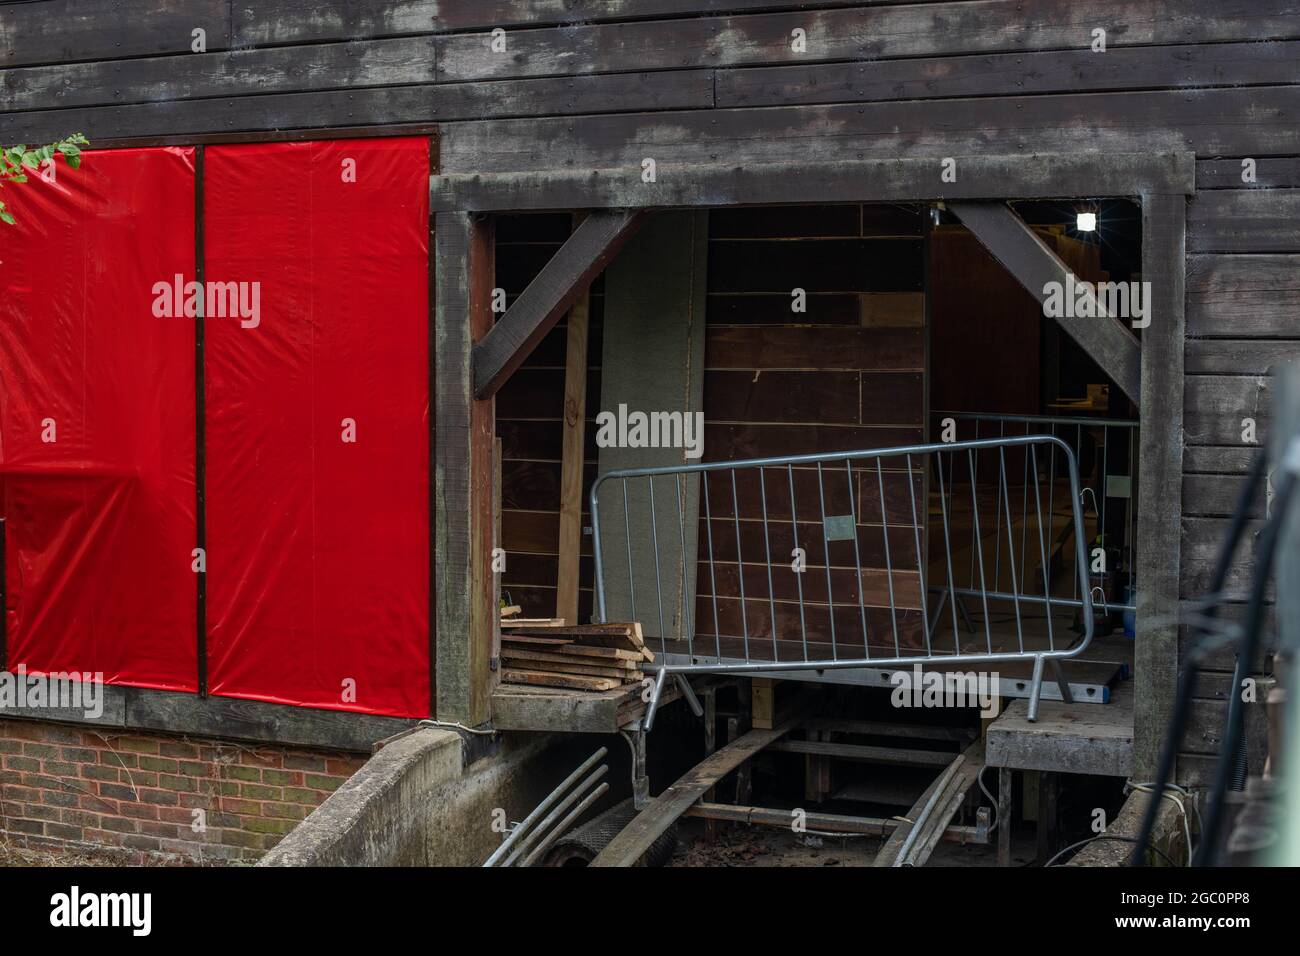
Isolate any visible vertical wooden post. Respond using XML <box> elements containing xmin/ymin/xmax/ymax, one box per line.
<box><xmin>997</xmin><ymin>766</ymin><xmax>1013</xmax><ymax>866</ymax></box>
<box><xmin>1035</xmin><ymin>771</ymin><xmax>1058</xmax><ymax>863</ymax></box>
<box><xmin>1134</xmin><ymin>194</ymin><xmax>1186</xmax><ymax>779</ymax></box>
<box><xmin>435</xmin><ymin>212</ymin><xmax>498</xmax><ymax>726</ymax></box>
<box><xmin>751</xmin><ymin>678</ymin><xmax>776</xmax><ymax>730</ymax></box>
<box><xmin>556</xmin><ymin>288</ymin><xmax>589</xmax><ymax>623</ymax></box>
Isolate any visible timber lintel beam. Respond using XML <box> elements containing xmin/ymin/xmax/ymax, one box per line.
<box><xmin>948</xmin><ymin>201</ymin><xmax>1143</xmax><ymax>405</ymax></box>
<box><xmin>471</xmin><ymin>209</ymin><xmax>645</xmax><ymax>399</ymax></box>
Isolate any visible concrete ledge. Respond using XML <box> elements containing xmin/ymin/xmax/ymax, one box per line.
<box><xmin>260</xmin><ymin>729</ymin><xmax>571</xmax><ymax>866</ymax></box>
<box><xmin>259</xmin><ymin>728</ymin><xmax>462</xmax><ymax>867</ymax></box>
<box><xmin>1067</xmin><ymin>789</ymin><xmax>1189</xmax><ymax>866</ymax></box>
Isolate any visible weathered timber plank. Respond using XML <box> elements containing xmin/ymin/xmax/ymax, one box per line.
<box><xmin>591</xmin><ymin>716</ymin><xmax>801</xmax><ymax>866</ymax></box>
<box><xmin>434</xmin><ymin>2</ymin><xmax>1300</xmax><ymax>82</ymax></box>
<box><xmin>501</xmin><ymin>668</ymin><xmax>621</xmax><ymax>691</ymax></box>
<box><xmin>437</xmin><ymin>87</ymin><xmax>1299</xmax><ymax>174</ymax></box>
<box><xmin>2</xmin><ymin>71</ymin><xmax>715</xmax><ymax>146</ymax></box>
<box><xmin>0</xmin><ymin>0</ymin><xmax>230</xmax><ymax>68</ymax></box>
<box><xmin>987</xmin><ymin>687</ymin><xmax>1134</xmax><ymax>777</ymax></box>
<box><xmin>1183</xmin><ymin>474</ymin><xmax>1267</xmax><ymax>518</ymax></box>
<box><xmin>500</xmin><ymin>654</ymin><xmax>635</xmax><ymax>679</ymax></box>
<box><xmin>1188</xmin><ymin>253</ymin><xmax>1300</xmax><ymax>294</ymax></box>
<box><xmin>1133</xmin><ymin>193</ymin><xmax>1186</xmax><ymax>780</ymax></box>
<box><xmin>1184</xmin><ymin>375</ymin><xmax>1271</xmax><ymax>445</ymax></box>
<box><xmin>0</xmin><ymin>37</ymin><xmax>436</xmax><ymax>113</ymax></box>
<box><xmin>1188</xmin><ymin>254</ymin><xmax>1300</xmax><ymax>337</ymax></box>
<box><xmin>768</xmin><ymin>739</ymin><xmax>953</xmax><ymax>767</ymax></box>
<box><xmin>1179</xmin><ymin>603</ymin><xmax>1272</xmax><ymax>672</ymax></box>
<box><xmin>1183</xmin><ymin>445</ymin><xmax>1261</xmax><ymax>475</ymax></box>
<box><xmin>473</xmin><ymin>210</ymin><xmax>644</xmax><ymax>399</ymax></box>
<box><xmin>1179</xmin><ymin>685</ymin><xmax>1271</xmax><ymax>780</ymax></box>
<box><xmin>1198</xmin><ymin>158</ymin><xmax>1300</xmax><ymax>190</ymax></box>
<box><xmin>719</xmin><ymin>40</ymin><xmax>1300</xmax><ymax>108</ymax></box>
<box><xmin>556</xmin><ymin>278</ymin><xmax>589</xmax><ymax>623</ymax></box>
<box><xmin>949</xmin><ymin>201</ymin><xmax>1142</xmax><ymax>403</ymax></box>
<box><xmin>432</xmin><ymin>154</ymin><xmax>1193</xmax><ymax>212</ymax></box>
<box><xmin>490</xmin><ymin>679</ymin><xmax>674</xmax><ymax>734</ymax></box>
<box><xmin>501</xmin><ymin>642</ymin><xmax>641</xmax><ymax>663</ymax></box>
<box><xmin>435</xmin><ymin>212</ymin><xmax>497</xmax><ymax>724</ymax></box>
<box><xmin>490</xmin><ymin>683</ymin><xmax>621</xmax><ymax>733</ymax></box>
<box><xmin>1182</xmin><ymin>517</ymin><xmax>1267</xmax><ymax>600</ymax></box>
<box><xmin>1186</xmin><ymin>340</ymin><xmax>1300</xmax><ymax>375</ymax></box>
<box><xmin>231</xmin><ymin>1</ymin><xmax>883</xmax><ymax>46</ymax></box>
<box><xmin>1189</xmin><ymin>189</ymin><xmax>1300</xmax><ymax>253</ymax></box>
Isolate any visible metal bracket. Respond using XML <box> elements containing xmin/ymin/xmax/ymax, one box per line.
<box><xmin>621</xmin><ymin>727</ymin><xmax>649</xmax><ymax>809</ymax></box>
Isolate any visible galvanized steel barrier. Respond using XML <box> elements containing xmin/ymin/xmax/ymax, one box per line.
<box><xmin>934</xmin><ymin>412</ymin><xmax>1139</xmax><ymax>618</ymax></box>
<box><xmin>590</xmin><ymin>435</ymin><xmax>1096</xmax><ymax>729</ymax></box>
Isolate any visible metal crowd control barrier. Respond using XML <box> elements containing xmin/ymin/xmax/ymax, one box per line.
<box><xmin>933</xmin><ymin>412</ymin><xmax>1139</xmax><ymax>617</ymax></box>
<box><xmin>590</xmin><ymin>435</ymin><xmax>1095</xmax><ymax>729</ymax></box>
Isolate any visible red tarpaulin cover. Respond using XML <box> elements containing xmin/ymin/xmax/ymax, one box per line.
<box><xmin>0</xmin><ymin>147</ymin><xmax>198</xmax><ymax>690</ymax></box>
<box><xmin>203</xmin><ymin>139</ymin><xmax>430</xmax><ymax>718</ymax></box>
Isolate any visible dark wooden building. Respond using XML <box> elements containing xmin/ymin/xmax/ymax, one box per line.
<box><xmin>1</xmin><ymin>1</ymin><xmax>1296</xmax><ymax>862</ymax></box>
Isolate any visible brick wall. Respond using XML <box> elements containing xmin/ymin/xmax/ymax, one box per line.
<box><xmin>0</xmin><ymin>719</ymin><xmax>366</xmax><ymax>864</ymax></box>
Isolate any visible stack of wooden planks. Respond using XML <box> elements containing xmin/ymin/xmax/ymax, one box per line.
<box><xmin>499</xmin><ymin>619</ymin><xmax>653</xmax><ymax>692</ymax></box>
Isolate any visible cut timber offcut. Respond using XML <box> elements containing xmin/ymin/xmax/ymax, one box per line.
<box><xmin>500</xmin><ymin>621</ymin><xmax>651</xmax><ymax>692</ymax></box>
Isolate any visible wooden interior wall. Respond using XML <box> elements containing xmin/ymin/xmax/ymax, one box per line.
<box><xmin>7</xmin><ymin>0</ymin><xmax>1300</xmax><ymax>774</ymax></box>
<box><xmin>929</xmin><ymin>223</ymin><xmax>1113</xmax><ymax>416</ymax></box>
<box><xmin>495</xmin><ymin>215</ymin><xmax>600</xmax><ymax>621</ymax></box>
<box><xmin>696</xmin><ymin>205</ymin><xmax>927</xmax><ymax>653</ymax></box>
<box><xmin>929</xmin><ymin>225</ymin><xmax>1042</xmax><ymax>416</ymax></box>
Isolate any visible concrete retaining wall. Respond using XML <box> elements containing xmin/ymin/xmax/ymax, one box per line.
<box><xmin>260</xmin><ymin>729</ymin><xmax>565</xmax><ymax>866</ymax></box>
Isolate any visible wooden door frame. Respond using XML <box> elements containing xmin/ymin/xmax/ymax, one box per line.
<box><xmin>433</xmin><ymin>152</ymin><xmax>1189</xmax><ymax>778</ymax></box>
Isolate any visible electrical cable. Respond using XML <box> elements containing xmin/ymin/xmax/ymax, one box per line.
<box><xmin>418</xmin><ymin>718</ymin><xmax>497</xmax><ymax>736</ymax></box>
<box><xmin>1128</xmin><ymin>450</ymin><xmax>1267</xmax><ymax>866</ymax></box>
<box><xmin>977</xmin><ymin>763</ymin><xmax>1001</xmax><ymax>833</ymax></box>
<box><xmin>1126</xmin><ymin>780</ymin><xmax>1195</xmax><ymax>862</ymax></box>
<box><xmin>1194</xmin><ymin>443</ymin><xmax>1299</xmax><ymax>866</ymax></box>
<box><xmin>1047</xmin><ymin>834</ymin><xmax>1176</xmax><ymax>868</ymax></box>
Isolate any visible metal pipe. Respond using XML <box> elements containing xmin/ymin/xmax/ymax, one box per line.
<box><xmin>520</xmin><ymin>782</ymin><xmax>610</xmax><ymax>867</ymax></box>
<box><xmin>503</xmin><ymin>764</ymin><xmax>609</xmax><ymax>867</ymax></box>
<box><xmin>484</xmin><ymin>747</ymin><xmax>607</xmax><ymax>867</ymax></box>
<box><xmin>893</xmin><ymin>756</ymin><xmax>966</xmax><ymax>866</ymax></box>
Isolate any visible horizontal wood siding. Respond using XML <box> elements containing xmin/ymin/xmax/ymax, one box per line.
<box><xmin>6</xmin><ymin>0</ymin><xmax>1299</xmax><ymax>778</ymax></box>
<box><xmin>1182</xmin><ymin>161</ymin><xmax>1300</xmax><ymax>779</ymax></box>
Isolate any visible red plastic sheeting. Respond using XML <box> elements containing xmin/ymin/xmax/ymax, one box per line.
<box><xmin>0</xmin><ymin>147</ymin><xmax>198</xmax><ymax>691</ymax></box>
<box><xmin>203</xmin><ymin>139</ymin><xmax>430</xmax><ymax>718</ymax></box>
